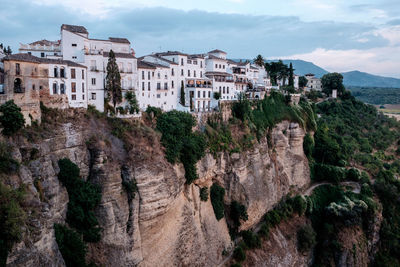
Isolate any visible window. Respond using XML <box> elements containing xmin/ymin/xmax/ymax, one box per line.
<box><xmin>54</xmin><ymin>53</ymin><xmax>58</xmax><ymax>56</ymax></box>
<box><xmin>208</xmin><ymin>91</ymin><xmax>211</xmax><ymax>98</ymax></box>
<box><xmin>164</xmin><ymin>83</ymin><xmax>167</xmax><ymax>90</ymax></box>
<box><xmin>200</xmin><ymin>61</ymin><xmax>203</xmax><ymax>68</ymax></box>
<box><xmin>142</xmin><ymin>71</ymin><xmax>145</xmax><ymax>79</ymax></box>
<box><xmin>54</xmin><ymin>67</ymin><xmax>58</xmax><ymax>77</ymax></box>
<box><xmin>91</xmin><ymin>93</ymin><xmax>96</xmax><ymax>100</ymax></box>
<box><xmin>197</xmin><ymin>91</ymin><xmax>200</xmax><ymax>98</ymax></box>
<box><xmin>157</xmin><ymin>72</ymin><xmax>160</xmax><ymax>79</ymax></box>
<box><xmin>219</xmin><ymin>64</ymin><xmax>222</xmax><ymax>68</ymax></box>
<box><xmin>53</xmin><ymin>83</ymin><xmax>57</xmax><ymax>94</ymax></box>
<box><xmin>82</xmin><ymin>94</ymin><xmax>85</xmax><ymax>100</ymax></box>
<box><xmin>148</xmin><ymin>82</ymin><xmax>151</xmax><ymax>91</ymax></box>
<box><xmin>223</xmin><ymin>87</ymin><xmax>225</xmax><ymax>94</ymax></box>
<box><xmin>148</xmin><ymin>71</ymin><xmax>150</xmax><ymax>80</ymax></box>
<box><xmin>71</xmin><ymin>69</ymin><xmax>76</xmax><ymax>79</ymax></box>
<box><xmin>181</xmin><ymin>69</ymin><xmax>184</xmax><ymax>76</ymax></box>
<box><xmin>32</xmin><ymin>84</ymin><xmax>36</xmax><ymax>90</ymax></box>
<box><xmin>82</xmin><ymin>83</ymin><xmax>85</xmax><ymax>93</ymax></box>
<box><xmin>227</xmin><ymin>87</ymin><xmax>229</xmax><ymax>94</ymax></box>
<box><xmin>16</xmin><ymin>63</ymin><xmax>20</xmax><ymax>75</ymax></box>
<box><xmin>181</xmin><ymin>58</ymin><xmax>184</xmax><ymax>66</ymax></box>
<box><xmin>72</xmin><ymin>56</ymin><xmax>77</xmax><ymax>59</ymax></box>
<box><xmin>157</xmin><ymin>83</ymin><xmax>161</xmax><ymax>90</ymax></box>
<box><xmin>82</xmin><ymin>69</ymin><xmax>84</xmax><ymax>79</ymax></box>
<box><xmin>71</xmin><ymin>82</ymin><xmax>76</xmax><ymax>93</ymax></box>
<box><xmin>60</xmin><ymin>68</ymin><xmax>65</xmax><ymax>78</ymax></box>
<box><xmin>188</xmin><ymin>70</ymin><xmax>190</xmax><ymax>77</ymax></box>
<box><xmin>142</xmin><ymin>82</ymin><xmax>145</xmax><ymax>91</ymax></box>
<box><xmin>41</xmin><ymin>52</ymin><xmax>45</xmax><ymax>58</ymax></box>
<box><xmin>72</xmin><ymin>94</ymin><xmax>76</xmax><ymax>100</ymax></box>
<box><xmin>60</xmin><ymin>84</ymin><xmax>65</xmax><ymax>94</ymax></box>
<box><xmin>152</xmin><ymin>72</ymin><xmax>155</xmax><ymax>77</ymax></box>
<box><xmin>171</xmin><ymin>68</ymin><xmax>174</xmax><ymax>76</ymax></box>
<box><xmin>200</xmin><ymin>71</ymin><xmax>203</xmax><ymax>78</ymax></box>
<box><xmin>223</xmin><ymin>65</ymin><xmax>225</xmax><ymax>69</ymax></box>
<box><xmin>215</xmin><ymin>64</ymin><xmax>218</xmax><ymax>68</ymax></box>
<box><xmin>172</xmin><ymin>81</ymin><xmax>174</xmax><ymax>88</ymax></box>
<box><xmin>28</xmin><ymin>52</ymin><xmax>31</xmax><ymax>55</ymax></box>
<box><xmin>194</xmin><ymin>71</ymin><xmax>196</xmax><ymax>77</ymax></box>
<box><xmin>72</xmin><ymin>44</ymin><xmax>77</xmax><ymax>47</ymax></box>
<box><xmin>203</xmin><ymin>91</ymin><xmax>205</xmax><ymax>98</ymax></box>
<box><xmin>91</xmin><ymin>78</ymin><xmax>96</xmax><ymax>85</ymax></box>
<box><xmin>157</xmin><ymin>94</ymin><xmax>160</xmax><ymax>98</ymax></box>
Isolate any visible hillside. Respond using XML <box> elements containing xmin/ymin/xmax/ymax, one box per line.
<box><xmin>342</xmin><ymin>71</ymin><xmax>400</xmax><ymax>88</ymax></box>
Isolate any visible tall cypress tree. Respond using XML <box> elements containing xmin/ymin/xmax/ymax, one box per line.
<box><xmin>288</xmin><ymin>62</ymin><xmax>294</xmax><ymax>87</ymax></box>
<box><xmin>106</xmin><ymin>50</ymin><xmax>122</xmax><ymax>110</ymax></box>
<box><xmin>180</xmin><ymin>80</ymin><xmax>185</xmax><ymax>106</ymax></box>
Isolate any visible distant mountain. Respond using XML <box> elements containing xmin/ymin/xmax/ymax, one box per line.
<box><xmin>341</xmin><ymin>71</ymin><xmax>400</xmax><ymax>88</ymax></box>
<box><xmin>266</xmin><ymin>59</ymin><xmax>328</xmax><ymax>78</ymax></box>
<box><xmin>232</xmin><ymin>58</ymin><xmax>400</xmax><ymax>88</ymax></box>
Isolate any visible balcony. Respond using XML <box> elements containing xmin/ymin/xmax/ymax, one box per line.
<box><xmin>186</xmin><ymin>84</ymin><xmax>212</xmax><ymax>88</ymax></box>
<box><xmin>90</xmin><ymin>66</ymin><xmax>100</xmax><ymax>72</ymax></box>
<box><xmin>85</xmin><ymin>49</ymin><xmax>102</xmax><ymax>55</ymax></box>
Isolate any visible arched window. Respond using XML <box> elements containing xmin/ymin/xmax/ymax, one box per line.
<box><xmin>52</xmin><ymin>82</ymin><xmax>58</xmax><ymax>94</ymax></box>
<box><xmin>14</xmin><ymin>78</ymin><xmax>23</xmax><ymax>93</ymax></box>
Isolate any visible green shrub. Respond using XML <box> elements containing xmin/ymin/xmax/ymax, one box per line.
<box><xmin>0</xmin><ymin>142</ymin><xmax>19</xmax><ymax>174</ymax></box>
<box><xmin>303</xmin><ymin>133</ymin><xmax>314</xmax><ymax>159</ymax></box>
<box><xmin>54</xmin><ymin>224</ymin><xmax>87</xmax><ymax>267</ymax></box>
<box><xmin>230</xmin><ymin>201</ymin><xmax>248</xmax><ymax>228</ymax></box>
<box><xmin>241</xmin><ymin>230</ymin><xmax>261</xmax><ymax>249</ymax></box>
<box><xmin>232</xmin><ymin>93</ymin><xmax>252</xmax><ymax>122</ymax></box>
<box><xmin>290</xmin><ymin>195</ymin><xmax>307</xmax><ymax>216</ymax></box>
<box><xmin>0</xmin><ymin>183</ymin><xmax>26</xmax><ymax>266</ymax></box>
<box><xmin>156</xmin><ymin>111</ymin><xmax>206</xmax><ymax>184</ymax></box>
<box><xmin>231</xmin><ymin>263</ymin><xmax>242</xmax><ymax>267</ymax></box>
<box><xmin>312</xmin><ymin>163</ymin><xmax>346</xmax><ymax>184</ymax></box>
<box><xmin>122</xmin><ymin>179</ymin><xmax>137</xmax><ymax>199</ymax></box>
<box><xmin>58</xmin><ymin>158</ymin><xmax>102</xmax><ymax>242</ymax></box>
<box><xmin>233</xmin><ymin>246</ymin><xmax>246</xmax><ymax>262</ymax></box>
<box><xmin>200</xmin><ymin>187</ymin><xmax>208</xmax><ymax>202</ymax></box>
<box><xmin>297</xmin><ymin>225</ymin><xmax>317</xmax><ymax>252</ymax></box>
<box><xmin>258</xmin><ymin>223</ymin><xmax>270</xmax><ymax>238</ymax></box>
<box><xmin>210</xmin><ymin>183</ymin><xmax>225</xmax><ymax>220</ymax></box>
<box><xmin>0</xmin><ymin>100</ymin><xmax>25</xmax><ymax>136</ymax></box>
<box><xmin>145</xmin><ymin>106</ymin><xmax>162</xmax><ymax>120</ymax></box>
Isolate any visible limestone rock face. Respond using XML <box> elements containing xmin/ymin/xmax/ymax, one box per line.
<box><xmin>6</xmin><ymin>119</ymin><xmax>311</xmax><ymax>267</ymax></box>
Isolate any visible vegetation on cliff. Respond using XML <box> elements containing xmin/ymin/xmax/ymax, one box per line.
<box><xmin>0</xmin><ymin>100</ymin><xmax>25</xmax><ymax>136</ymax></box>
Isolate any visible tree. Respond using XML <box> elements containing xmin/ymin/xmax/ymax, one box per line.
<box><xmin>180</xmin><ymin>80</ymin><xmax>185</xmax><ymax>106</ymax></box>
<box><xmin>299</xmin><ymin>76</ymin><xmax>308</xmax><ymax>89</ymax></box>
<box><xmin>0</xmin><ymin>100</ymin><xmax>25</xmax><ymax>136</ymax></box>
<box><xmin>254</xmin><ymin>54</ymin><xmax>264</xmax><ymax>67</ymax></box>
<box><xmin>288</xmin><ymin>63</ymin><xmax>294</xmax><ymax>88</ymax></box>
<box><xmin>265</xmin><ymin>60</ymin><xmax>289</xmax><ymax>86</ymax></box>
<box><xmin>124</xmin><ymin>91</ymin><xmax>139</xmax><ymax>114</ymax></box>
<box><xmin>321</xmin><ymin>72</ymin><xmax>345</xmax><ymax>96</ymax></box>
<box><xmin>106</xmin><ymin>50</ymin><xmax>122</xmax><ymax>110</ymax></box>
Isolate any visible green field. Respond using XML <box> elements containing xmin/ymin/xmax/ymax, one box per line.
<box><xmin>347</xmin><ymin>86</ymin><xmax>400</xmax><ymax>105</ymax></box>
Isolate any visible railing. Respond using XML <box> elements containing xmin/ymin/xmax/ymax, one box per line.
<box><xmin>186</xmin><ymin>84</ymin><xmax>212</xmax><ymax>88</ymax></box>
<box><xmin>90</xmin><ymin>67</ymin><xmax>99</xmax><ymax>72</ymax></box>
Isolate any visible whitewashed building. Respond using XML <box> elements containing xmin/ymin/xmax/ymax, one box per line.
<box><xmin>305</xmin><ymin>73</ymin><xmax>322</xmax><ymax>91</ymax></box>
<box><xmin>19</xmin><ymin>40</ymin><xmax>62</xmax><ymax>59</ymax></box>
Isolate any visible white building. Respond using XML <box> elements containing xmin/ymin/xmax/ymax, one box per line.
<box><xmin>19</xmin><ymin>40</ymin><xmax>61</xmax><ymax>59</ymax></box>
<box><xmin>205</xmin><ymin>50</ymin><xmax>235</xmax><ymax>103</ymax></box>
<box><xmin>305</xmin><ymin>73</ymin><xmax>322</xmax><ymax>91</ymax></box>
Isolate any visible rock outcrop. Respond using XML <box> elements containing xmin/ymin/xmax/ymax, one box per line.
<box><xmin>5</xmin><ymin>114</ymin><xmax>311</xmax><ymax>267</ymax></box>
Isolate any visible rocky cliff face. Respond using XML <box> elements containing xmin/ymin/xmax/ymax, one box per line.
<box><xmin>5</xmin><ymin>113</ymin><xmax>311</xmax><ymax>267</ymax></box>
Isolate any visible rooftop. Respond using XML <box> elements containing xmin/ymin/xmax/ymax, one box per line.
<box><xmin>103</xmin><ymin>51</ymin><xmax>135</xmax><ymax>59</ymax></box>
<box><xmin>208</xmin><ymin>49</ymin><xmax>227</xmax><ymax>54</ymax></box>
<box><xmin>155</xmin><ymin>51</ymin><xmax>188</xmax><ymax>57</ymax></box>
<box><xmin>61</xmin><ymin>24</ymin><xmax>88</xmax><ymax>34</ymax></box>
<box><xmin>108</xmin><ymin>37</ymin><xmax>130</xmax><ymax>44</ymax></box>
<box><xmin>29</xmin><ymin>39</ymin><xmax>60</xmax><ymax>46</ymax></box>
<box><xmin>4</xmin><ymin>53</ymin><xmax>87</xmax><ymax>68</ymax></box>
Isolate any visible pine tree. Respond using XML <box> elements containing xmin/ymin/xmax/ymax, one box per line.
<box><xmin>106</xmin><ymin>50</ymin><xmax>122</xmax><ymax>110</ymax></box>
<box><xmin>180</xmin><ymin>80</ymin><xmax>185</xmax><ymax>106</ymax></box>
<box><xmin>288</xmin><ymin>63</ymin><xmax>294</xmax><ymax>87</ymax></box>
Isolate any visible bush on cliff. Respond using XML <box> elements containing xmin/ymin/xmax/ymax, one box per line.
<box><xmin>156</xmin><ymin>111</ymin><xmax>206</xmax><ymax>184</ymax></box>
<box><xmin>54</xmin><ymin>224</ymin><xmax>87</xmax><ymax>267</ymax></box>
<box><xmin>0</xmin><ymin>100</ymin><xmax>25</xmax><ymax>136</ymax></box>
<box><xmin>210</xmin><ymin>183</ymin><xmax>225</xmax><ymax>220</ymax></box>
<box><xmin>297</xmin><ymin>225</ymin><xmax>316</xmax><ymax>252</ymax></box>
<box><xmin>0</xmin><ymin>183</ymin><xmax>26</xmax><ymax>266</ymax></box>
<box><xmin>57</xmin><ymin>158</ymin><xmax>102</xmax><ymax>242</ymax></box>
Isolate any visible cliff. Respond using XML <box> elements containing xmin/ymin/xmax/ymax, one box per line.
<box><xmin>4</xmin><ymin>110</ymin><xmax>311</xmax><ymax>266</ymax></box>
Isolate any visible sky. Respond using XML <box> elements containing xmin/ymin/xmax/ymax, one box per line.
<box><xmin>1</xmin><ymin>0</ymin><xmax>400</xmax><ymax>78</ymax></box>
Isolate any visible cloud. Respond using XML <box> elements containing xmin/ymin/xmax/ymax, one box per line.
<box><xmin>283</xmin><ymin>46</ymin><xmax>400</xmax><ymax>78</ymax></box>
<box><xmin>0</xmin><ymin>0</ymin><xmax>399</xmax><ymax>77</ymax></box>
